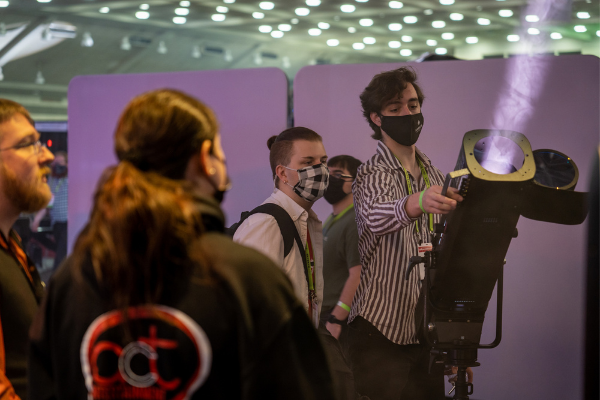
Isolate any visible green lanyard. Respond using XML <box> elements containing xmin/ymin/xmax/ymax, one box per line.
<box><xmin>323</xmin><ymin>204</ymin><xmax>354</xmax><ymax>235</ymax></box>
<box><xmin>394</xmin><ymin>156</ymin><xmax>434</xmax><ymax>235</ymax></box>
<box><xmin>304</xmin><ymin>231</ymin><xmax>315</xmax><ymax>291</ymax></box>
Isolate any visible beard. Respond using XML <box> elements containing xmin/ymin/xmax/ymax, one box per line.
<box><xmin>1</xmin><ymin>163</ymin><xmax>52</xmax><ymax>213</ymax></box>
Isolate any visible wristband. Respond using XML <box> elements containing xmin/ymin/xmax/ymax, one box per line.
<box><xmin>337</xmin><ymin>301</ymin><xmax>351</xmax><ymax>312</ymax></box>
<box><xmin>327</xmin><ymin>314</ymin><xmax>345</xmax><ymax>325</ymax></box>
<box><xmin>419</xmin><ymin>191</ymin><xmax>426</xmax><ymax>214</ymax></box>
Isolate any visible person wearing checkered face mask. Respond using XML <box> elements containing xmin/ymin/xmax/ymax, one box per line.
<box><xmin>234</xmin><ymin>127</ymin><xmax>328</xmax><ymax>328</ymax></box>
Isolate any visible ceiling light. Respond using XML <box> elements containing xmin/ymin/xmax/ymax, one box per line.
<box><xmin>597</xmin><ymin>30</ymin><xmax>600</xmax><ymax>37</ymax></box>
<box><xmin>279</xmin><ymin>24</ymin><xmax>292</xmax><ymax>31</ymax></box>
<box><xmin>175</xmin><ymin>8</ymin><xmax>189</xmax><ymax>15</ymax></box>
<box><xmin>388</xmin><ymin>41</ymin><xmax>401</xmax><ymax>48</ymax></box>
<box><xmin>192</xmin><ymin>45</ymin><xmax>201</xmax><ymax>58</ymax></box>
<box><xmin>499</xmin><ymin>9</ymin><xmax>513</xmax><ymax>17</ymax></box>
<box><xmin>140</xmin><ymin>4</ymin><xmax>149</xmax><ymax>10</ymax></box>
<box><xmin>318</xmin><ymin>22</ymin><xmax>330</xmax><ymax>29</ymax></box>
<box><xmin>99</xmin><ymin>7</ymin><xmax>109</xmax><ymax>13</ymax></box>
<box><xmin>466</xmin><ymin>36</ymin><xmax>478</xmax><ymax>44</ymax></box>
<box><xmin>432</xmin><ymin>20</ymin><xmax>446</xmax><ymax>28</ymax></box>
<box><xmin>449</xmin><ymin>13</ymin><xmax>463</xmax><ymax>21</ymax></box>
<box><xmin>527</xmin><ymin>27</ymin><xmax>540</xmax><ymax>35</ymax></box>
<box><xmin>81</xmin><ymin>32</ymin><xmax>93</xmax><ymax>47</ymax></box>
<box><xmin>216</xmin><ymin>6</ymin><xmax>228</xmax><ymax>13</ymax></box>
<box><xmin>35</xmin><ymin>71</ymin><xmax>45</xmax><ymax>85</ymax></box>
<box><xmin>426</xmin><ymin>39</ymin><xmax>438</xmax><ymax>46</ymax></box>
<box><xmin>348</xmin><ymin>27</ymin><xmax>357</xmax><ymax>33</ymax></box>
<box><xmin>577</xmin><ymin>11</ymin><xmax>590</xmax><ymax>19</ymax></box>
<box><xmin>401</xmin><ymin>35</ymin><xmax>412</xmax><ymax>42</ymax></box>
<box><xmin>254</xmin><ymin>53</ymin><xmax>263</xmax><ymax>65</ymax></box>
<box><xmin>308</xmin><ymin>28</ymin><xmax>322</xmax><ymax>36</ymax></box>
<box><xmin>224</xmin><ymin>0</ymin><xmax>235</xmax><ymax>3</ymax></box>
<box><xmin>260</xmin><ymin>1</ymin><xmax>274</xmax><ymax>10</ymax></box>
<box><xmin>388</xmin><ymin>23</ymin><xmax>402</xmax><ymax>31</ymax></box>
<box><xmin>435</xmin><ymin>47</ymin><xmax>447</xmax><ymax>54</ymax></box>
<box><xmin>525</xmin><ymin>15</ymin><xmax>539</xmax><ymax>22</ymax></box>
<box><xmin>0</xmin><ymin>1</ymin><xmax>9</xmax><ymax>6</ymax></box>
<box><xmin>306</xmin><ymin>0</ymin><xmax>321</xmax><ymax>5</ymax></box>
<box><xmin>359</xmin><ymin>19</ymin><xmax>374</xmax><ymax>27</ymax></box>
<box><xmin>327</xmin><ymin>39</ymin><xmax>340</xmax><ymax>46</ymax></box>
<box><xmin>400</xmin><ymin>49</ymin><xmax>412</xmax><ymax>56</ymax></box>
<box><xmin>550</xmin><ymin>32</ymin><xmax>562</xmax><ymax>39</ymax></box>
<box><xmin>135</xmin><ymin>11</ymin><xmax>150</xmax><ymax>19</ymax></box>
<box><xmin>507</xmin><ymin>34</ymin><xmax>520</xmax><ymax>42</ymax></box>
<box><xmin>352</xmin><ymin>42</ymin><xmax>365</xmax><ymax>50</ymax></box>
<box><xmin>341</xmin><ymin>5</ymin><xmax>356</xmax><ymax>13</ymax></box>
<box><xmin>440</xmin><ymin>0</ymin><xmax>454</xmax><ymax>4</ymax></box>
<box><xmin>37</xmin><ymin>0</ymin><xmax>51</xmax><ymax>2</ymax></box>
<box><xmin>477</xmin><ymin>18</ymin><xmax>491</xmax><ymax>25</ymax></box>
<box><xmin>424</xmin><ymin>9</ymin><xmax>433</xmax><ymax>15</ymax></box>
<box><xmin>180</xmin><ymin>1</ymin><xmax>190</xmax><ymax>6</ymax></box>
<box><xmin>211</xmin><ymin>14</ymin><xmax>226</xmax><ymax>21</ymax></box>
<box><xmin>291</xmin><ymin>18</ymin><xmax>299</xmax><ymax>24</ymax></box>
<box><xmin>173</xmin><ymin>16</ymin><xmax>187</xmax><ymax>24</ymax></box>
<box><xmin>282</xmin><ymin>56</ymin><xmax>291</xmax><ymax>68</ymax></box>
<box><xmin>363</xmin><ymin>37</ymin><xmax>376</xmax><ymax>44</ymax></box>
<box><xmin>253</xmin><ymin>12</ymin><xmax>265</xmax><ymax>19</ymax></box>
<box><xmin>356</xmin><ymin>0</ymin><xmax>368</xmax><ymax>2</ymax></box>
<box><xmin>224</xmin><ymin>50</ymin><xmax>233</xmax><ymax>62</ymax></box>
<box><xmin>157</xmin><ymin>41</ymin><xmax>167</xmax><ymax>54</ymax></box>
<box><xmin>120</xmin><ymin>36</ymin><xmax>131</xmax><ymax>50</ymax></box>
<box><xmin>296</xmin><ymin>7</ymin><xmax>310</xmax><ymax>16</ymax></box>
<box><xmin>271</xmin><ymin>30</ymin><xmax>284</xmax><ymax>38</ymax></box>
<box><xmin>404</xmin><ymin>16</ymin><xmax>418</xmax><ymax>23</ymax></box>
<box><xmin>389</xmin><ymin>1</ymin><xmax>403</xmax><ymax>8</ymax></box>
<box><xmin>259</xmin><ymin>25</ymin><xmax>272</xmax><ymax>33</ymax></box>
<box><xmin>574</xmin><ymin>25</ymin><xmax>587</xmax><ymax>32</ymax></box>
<box><xmin>441</xmin><ymin>32</ymin><xmax>454</xmax><ymax>40</ymax></box>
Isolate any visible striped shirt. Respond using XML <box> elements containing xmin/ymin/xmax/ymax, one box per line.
<box><xmin>349</xmin><ymin>141</ymin><xmax>444</xmax><ymax>345</ymax></box>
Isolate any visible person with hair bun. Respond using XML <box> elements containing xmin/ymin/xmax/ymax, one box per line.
<box><xmin>27</xmin><ymin>90</ymin><xmax>334</xmax><ymax>400</ymax></box>
<box><xmin>234</xmin><ymin>127</ymin><xmax>329</xmax><ymax>329</ymax></box>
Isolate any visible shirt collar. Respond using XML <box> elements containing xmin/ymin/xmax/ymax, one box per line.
<box><xmin>376</xmin><ymin>140</ymin><xmax>433</xmax><ymax>171</ymax></box>
<box><xmin>270</xmin><ymin>188</ymin><xmax>321</xmax><ymax>222</ymax></box>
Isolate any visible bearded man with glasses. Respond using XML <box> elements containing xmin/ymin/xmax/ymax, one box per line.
<box><xmin>0</xmin><ymin>99</ymin><xmax>53</xmax><ymax>399</ymax></box>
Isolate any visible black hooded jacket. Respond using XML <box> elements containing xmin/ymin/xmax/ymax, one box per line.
<box><xmin>27</xmin><ymin>196</ymin><xmax>334</xmax><ymax>400</ymax></box>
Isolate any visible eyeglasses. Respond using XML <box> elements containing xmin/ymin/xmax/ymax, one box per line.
<box><xmin>0</xmin><ymin>139</ymin><xmax>44</xmax><ymax>154</ymax></box>
<box><xmin>331</xmin><ymin>172</ymin><xmax>354</xmax><ymax>180</ymax></box>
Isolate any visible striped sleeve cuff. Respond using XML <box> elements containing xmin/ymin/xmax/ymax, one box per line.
<box><xmin>395</xmin><ymin>196</ymin><xmax>416</xmax><ymax>226</ymax></box>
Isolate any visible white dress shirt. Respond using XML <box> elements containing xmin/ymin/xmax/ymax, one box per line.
<box><xmin>234</xmin><ymin>188</ymin><xmax>324</xmax><ymax>318</ymax></box>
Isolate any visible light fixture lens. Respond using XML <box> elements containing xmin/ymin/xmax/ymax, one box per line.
<box><xmin>252</xmin><ymin>12</ymin><xmax>265</xmax><ymax>19</ymax></box>
<box><xmin>139</xmin><ymin>4</ymin><xmax>149</xmax><ymax>10</ymax></box>
<box><xmin>440</xmin><ymin>0</ymin><xmax>454</xmax><ymax>5</ymax></box>
<box><xmin>306</xmin><ymin>0</ymin><xmax>321</xmax><ymax>6</ymax></box>
<box><xmin>466</xmin><ymin>36</ymin><xmax>478</xmax><ymax>44</ymax></box>
<box><xmin>0</xmin><ymin>1</ymin><xmax>8</xmax><ymax>6</ymax></box>
<box><xmin>574</xmin><ymin>25</ymin><xmax>587</xmax><ymax>32</ymax></box>
<box><xmin>507</xmin><ymin>34</ymin><xmax>520</xmax><ymax>42</ymax></box>
<box><xmin>341</xmin><ymin>4</ymin><xmax>356</xmax><ymax>13</ymax></box>
<box><xmin>400</xmin><ymin>49</ymin><xmax>412</xmax><ymax>56</ymax></box>
<box><xmin>296</xmin><ymin>7</ymin><xmax>310</xmax><ymax>16</ymax></box>
<box><xmin>348</xmin><ymin>27</ymin><xmax>357</xmax><ymax>33</ymax></box>
<box><xmin>173</xmin><ymin>16</ymin><xmax>187</xmax><ymax>24</ymax></box>
<box><xmin>388</xmin><ymin>40</ymin><xmax>401</xmax><ymax>48</ymax></box>
<box><xmin>356</xmin><ymin>0</ymin><xmax>368</xmax><ymax>2</ymax></box>
<box><xmin>432</xmin><ymin>20</ymin><xmax>445</xmax><ymax>28</ymax></box>
<box><xmin>259</xmin><ymin>25</ymin><xmax>272</xmax><ymax>33</ymax></box>
<box><xmin>388</xmin><ymin>23</ymin><xmax>402</xmax><ymax>31</ymax></box>
<box><xmin>477</xmin><ymin>18</ymin><xmax>490</xmax><ymax>25</ymax></box>
<box><xmin>99</xmin><ymin>7</ymin><xmax>109</xmax><ymax>13</ymax></box>
<box><xmin>424</xmin><ymin>9</ymin><xmax>433</xmax><ymax>15</ymax></box>
<box><xmin>359</xmin><ymin>19</ymin><xmax>374</xmax><ymax>27</ymax></box>
<box><xmin>318</xmin><ymin>22</ymin><xmax>330</xmax><ymax>29</ymax></box>
<box><xmin>135</xmin><ymin>11</ymin><xmax>150</xmax><ymax>19</ymax></box>
<box><xmin>271</xmin><ymin>30</ymin><xmax>284</xmax><ymax>38</ymax></box>
<box><xmin>363</xmin><ymin>36</ymin><xmax>376</xmax><ymax>44</ymax></box>
<box><xmin>528</xmin><ymin>27</ymin><xmax>540</xmax><ymax>35</ymax></box>
<box><xmin>525</xmin><ymin>15</ymin><xmax>539</xmax><ymax>22</ymax></box>
<box><xmin>327</xmin><ymin>39</ymin><xmax>340</xmax><ymax>46</ymax></box>
<box><xmin>441</xmin><ymin>32</ymin><xmax>454</xmax><ymax>40</ymax></box>
<box><xmin>279</xmin><ymin>24</ymin><xmax>292</xmax><ymax>31</ymax></box>
<box><xmin>259</xmin><ymin>1</ymin><xmax>274</xmax><ymax>10</ymax></box>
<box><xmin>389</xmin><ymin>1</ymin><xmax>403</xmax><ymax>8</ymax></box>
<box><xmin>550</xmin><ymin>32</ymin><xmax>562</xmax><ymax>39</ymax></box>
<box><xmin>426</xmin><ymin>39</ymin><xmax>438</xmax><ymax>46</ymax></box>
<box><xmin>577</xmin><ymin>11</ymin><xmax>590</xmax><ymax>19</ymax></box>
<box><xmin>499</xmin><ymin>9</ymin><xmax>513</xmax><ymax>17</ymax></box>
<box><xmin>180</xmin><ymin>1</ymin><xmax>190</xmax><ymax>6</ymax></box>
<box><xmin>449</xmin><ymin>13</ymin><xmax>463</xmax><ymax>21</ymax></box>
<box><xmin>223</xmin><ymin>0</ymin><xmax>235</xmax><ymax>3</ymax></box>
<box><xmin>352</xmin><ymin>42</ymin><xmax>365</xmax><ymax>50</ymax></box>
<box><xmin>404</xmin><ymin>16</ymin><xmax>418</xmax><ymax>24</ymax></box>
<box><xmin>291</xmin><ymin>18</ymin><xmax>299</xmax><ymax>24</ymax></box>
<box><xmin>435</xmin><ymin>47</ymin><xmax>447</xmax><ymax>54</ymax></box>
<box><xmin>401</xmin><ymin>35</ymin><xmax>412</xmax><ymax>42</ymax></box>
<box><xmin>37</xmin><ymin>0</ymin><xmax>51</xmax><ymax>2</ymax></box>
<box><xmin>216</xmin><ymin>6</ymin><xmax>228</xmax><ymax>13</ymax></box>
<box><xmin>175</xmin><ymin>8</ymin><xmax>189</xmax><ymax>15</ymax></box>
<box><xmin>211</xmin><ymin>14</ymin><xmax>226</xmax><ymax>21</ymax></box>
<box><xmin>597</xmin><ymin>30</ymin><xmax>600</xmax><ymax>37</ymax></box>
<box><xmin>308</xmin><ymin>28</ymin><xmax>322</xmax><ymax>36</ymax></box>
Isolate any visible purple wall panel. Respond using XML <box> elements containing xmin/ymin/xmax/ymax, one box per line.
<box><xmin>68</xmin><ymin>68</ymin><xmax>289</xmax><ymax>249</ymax></box>
<box><xmin>294</xmin><ymin>55</ymin><xmax>599</xmax><ymax>399</ymax></box>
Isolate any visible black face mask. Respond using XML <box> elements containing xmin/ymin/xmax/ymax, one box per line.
<box><xmin>52</xmin><ymin>165</ymin><xmax>67</xmax><ymax>177</ymax></box>
<box><xmin>324</xmin><ymin>175</ymin><xmax>349</xmax><ymax>205</ymax></box>
<box><xmin>380</xmin><ymin>112</ymin><xmax>424</xmax><ymax>146</ymax></box>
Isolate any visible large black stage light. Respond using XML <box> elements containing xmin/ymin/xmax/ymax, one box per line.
<box><xmin>409</xmin><ymin>129</ymin><xmax>588</xmax><ymax>399</ymax></box>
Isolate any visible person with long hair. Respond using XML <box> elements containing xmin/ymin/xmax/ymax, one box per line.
<box><xmin>27</xmin><ymin>89</ymin><xmax>334</xmax><ymax>399</ymax></box>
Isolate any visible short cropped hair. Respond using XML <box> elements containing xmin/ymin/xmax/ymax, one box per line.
<box><xmin>327</xmin><ymin>155</ymin><xmax>362</xmax><ymax>179</ymax></box>
<box><xmin>267</xmin><ymin>127</ymin><xmax>322</xmax><ymax>187</ymax></box>
<box><xmin>0</xmin><ymin>98</ymin><xmax>34</xmax><ymax>126</ymax></box>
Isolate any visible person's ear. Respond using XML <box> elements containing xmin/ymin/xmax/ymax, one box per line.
<box><xmin>275</xmin><ymin>165</ymin><xmax>288</xmax><ymax>185</ymax></box>
<box><xmin>199</xmin><ymin>140</ymin><xmax>217</xmax><ymax>177</ymax></box>
<box><xmin>370</xmin><ymin>112</ymin><xmax>382</xmax><ymax>127</ymax></box>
